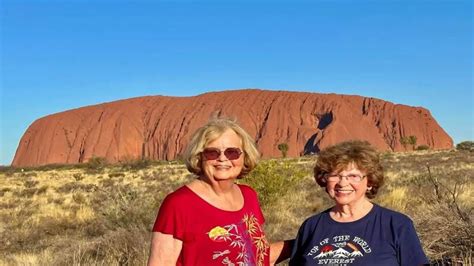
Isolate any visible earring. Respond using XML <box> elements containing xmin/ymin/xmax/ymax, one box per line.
<box><xmin>367</xmin><ymin>187</ymin><xmax>372</xmax><ymax>191</ymax></box>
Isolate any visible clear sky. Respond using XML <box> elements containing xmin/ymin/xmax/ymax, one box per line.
<box><xmin>1</xmin><ymin>0</ymin><xmax>472</xmax><ymax>165</ymax></box>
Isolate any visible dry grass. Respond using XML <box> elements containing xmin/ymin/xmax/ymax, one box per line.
<box><xmin>0</xmin><ymin>150</ymin><xmax>472</xmax><ymax>265</ymax></box>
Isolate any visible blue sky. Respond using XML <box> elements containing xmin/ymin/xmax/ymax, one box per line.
<box><xmin>1</xmin><ymin>0</ymin><xmax>472</xmax><ymax>165</ymax></box>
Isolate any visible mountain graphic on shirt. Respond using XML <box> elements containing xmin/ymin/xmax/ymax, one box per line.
<box><xmin>315</xmin><ymin>250</ymin><xmax>334</xmax><ymax>259</ymax></box>
<box><xmin>349</xmin><ymin>250</ymin><xmax>364</xmax><ymax>257</ymax></box>
<box><xmin>314</xmin><ymin>245</ymin><xmax>364</xmax><ymax>259</ymax></box>
<box><xmin>315</xmin><ymin>245</ymin><xmax>335</xmax><ymax>258</ymax></box>
<box><xmin>333</xmin><ymin>248</ymin><xmax>351</xmax><ymax>258</ymax></box>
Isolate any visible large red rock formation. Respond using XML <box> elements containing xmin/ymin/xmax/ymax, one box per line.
<box><xmin>12</xmin><ymin>89</ymin><xmax>453</xmax><ymax>166</ymax></box>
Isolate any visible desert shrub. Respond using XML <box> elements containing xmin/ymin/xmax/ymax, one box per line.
<box><xmin>21</xmin><ymin>171</ymin><xmax>38</xmax><ymax>177</ymax></box>
<box><xmin>84</xmin><ymin>217</ymin><xmax>108</xmax><ymax>237</ymax></box>
<box><xmin>277</xmin><ymin>143</ymin><xmax>289</xmax><ymax>158</ymax></box>
<box><xmin>456</xmin><ymin>141</ymin><xmax>474</xmax><ymax>152</ymax></box>
<box><xmin>28</xmin><ymin>163</ymin><xmax>82</xmax><ymax>172</ymax></box>
<box><xmin>50</xmin><ymin>197</ymin><xmax>65</xmax><ymax>205</ymax></box>
<box><xmin>3</xmin><ymin>215</ymin><xmax>79</xmax><ymax>253</ymax></box>
<box><xmin>86</xmin><ymin>156</ymin><xmax>108</xmax><ymax>173</ymax></box>
<box><xmin>72</xmin><ymin>192</ymin><xmax>87</xmax><ymax>204</ymax></box>
<box><xmin>73</xmin><ymin>173</ymin><xmax>84</xmax><ymax>181</ymax></box>
<box><xmin>14</xmin><ymin>185</ymin><xmax>47</xmax><ymax>197</ymax></box>
<box><xmin>14</xmin><ymin>188</ymin><xmax>39</xmax><ymax>197</ymax></box>
<box><xmin>99</xmin><ymin>178</ymin><xmax>116</xmax><ymax>188</ymax></box>
<box><xmin>108</xmin><ymin>172</ymin><xmax>126</xmax><ymax>178</ymax></box>
<box><xmin>407</xmin><ymin>166</ymin><xmax>473</xmax><ymax>263</ymax></box>
<box><xmin>242</xmin><ymin>160</ymin><xmax>308</xmax><ymax>209</ymax></box>
<box><xmin>40</xmin><ymin>216</ymin><xmax>80</xmax><ymax>237</ymax></box>
<box><xmin>97</xmin><ymin>185</ymin><xmax>157</xmax><ymax>229</ymax></box>
<box><xmin>38</xmin><ymin>185</ymin><xmax>48</xmax><ymax>194</ymax></box>
<box><xmin>120</xmin><ymin>158</ymin><xmax>151</xmax><ymax>170</ymax></box>
<box><xmin>23</xmin><ymin>179</ymin><xmax>39</xmax><ymax>188</ymax></box>
<box><xmin>57</xmin><ymin>182</ymin><xmax>98</xmax><ymax>193</ymax></box>
<box><xmin>415</xmin><ymin>145</ymin><xmax>430</xmax><ymax>150</ymax></box>
<box><xmin>0</xmin><ymin>165</ymin><xmax>14</xmax><ymax>174</ymax></box>
<box><xmin>0</xmin><ymin>188</ymin><xmax>11</xmax><ymax>197</ymax></box>
<box><xmin>52</xmin><ymin>227</ymin><xmax>149</xmax><ymax>265</ymax></box>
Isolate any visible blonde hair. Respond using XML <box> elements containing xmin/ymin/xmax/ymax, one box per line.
<box><xmin>313</xmin><ymin>140</ymin><xmax>384</xmax><ymax>199</ymax></box>
<box><xmin>184</xmin><ymin>118</ymin><xmax>260</xmax><ymax>178</ymax></box>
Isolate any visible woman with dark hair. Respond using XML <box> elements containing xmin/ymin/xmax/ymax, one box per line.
<box><xmin>290</xmin><ymin>140</ymin><xmax>428</xmax><ymax>266</ymax></box>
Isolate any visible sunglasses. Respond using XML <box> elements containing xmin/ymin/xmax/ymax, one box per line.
<box><xmin>201</xmin><ymin>147</ymin><xmax>243</xmax><ymax>160</ymax></box>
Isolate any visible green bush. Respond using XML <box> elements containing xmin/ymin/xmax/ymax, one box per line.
<box><xmin>86</xmin><ymin>157</ymin><xmax>108</xmax><ymax>172</ymax></box>
<box><xmin>400</xmin><ymin>135</ymin><xmax>418</xmax><ymax>150</ymax></box>
<box><xmin>277</xmin><ymin>143</ymin><xmax>289</xmax><ymax>158</ymax></box>
<box><xmin>109</xmin><ymin>172</ymin><xmax>126</xmax><ymax>178</ymax></box>
<box><xmin>242</xmin><ymin>160</ymin><xmax>308</xmax><ymax>208</ymax></box>
<box><xmin>415</xmin><ymin>145</ymin><xmax>430</xmax><ymax>150</ymax></box>
<box><xmin>73</xmin><ymin>173</ymin><xmax>84</xmax><ymax>181</ymax></box>
<box><xmin>120</xmin><ymin>158</ymin><xmax>151</xmax><ymax>170</ymax></box>
<box><xmin>456</xmin><ymin>141</ymin><xmax>474</xmax><ymax>152</ymax></box>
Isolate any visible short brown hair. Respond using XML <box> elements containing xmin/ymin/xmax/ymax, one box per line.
<box><xmin>314</xmin><ymin>140</ymin><xmax>384</xmax><ymax>199</ymax></box>
<box><xmin>184</xmin><ymin>118</ymin><xmax>260</xmax><ymax>178</ymax></box>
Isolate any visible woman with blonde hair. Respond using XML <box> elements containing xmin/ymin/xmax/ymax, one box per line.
<box><xmin>148</xmin><ymin>117</ymin><xmax>288</xmax><ymax>266</ymax></box>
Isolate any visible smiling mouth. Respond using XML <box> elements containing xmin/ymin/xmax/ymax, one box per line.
<box><xmin>335</xmin><ymin>189</ymin><xmax>354</xmax><ymax>194</ymax></box>
<box><xmin>215</xmin><ymin>165</ymin><xmax>231</xmax><ymax>170</ymax></box>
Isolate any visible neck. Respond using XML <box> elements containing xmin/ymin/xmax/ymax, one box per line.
<box><xmin>331</xmin><ymin>199</ymin><xmax>373</xmax><ymax>222</ymax></box>
<box><xmin>198</xmin><ymin>176</ymin><xmax>236</xmax><ymax>195</ymax></box>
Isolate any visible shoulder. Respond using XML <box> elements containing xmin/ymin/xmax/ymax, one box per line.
<box><xmin>372</xmin><ymin>204</ymin><xmax>417</xmax><ymax>235</ymax></box>
<box><xmin>153</xmin><ymin>185</ymin><xmax>195</xmax><ymax>233</ymax></box>
<box><xmin>237</xmin><ymin>183</ymin><xmax>256</xmax><ymax>193</ymax></box>
<box><xmin>373</xmin><ymin>204</ymin><xmax>414</xmax><ymax>224</ymax></box>
<box><xmin>299</xmin><ymin>208</ymin><xmax>330</xmax><ymax>231</ymax></box>
<box><xmin>161</xmin><ymin>185</ymin><xmax>194</xmax><ymax>206</ymax></box>
<box><xmin>237</xmin><ymin>184</ymin><xmax>258</xmax><ymax>197</ymax></box>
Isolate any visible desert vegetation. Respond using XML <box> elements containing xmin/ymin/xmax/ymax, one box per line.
<box><xmin>0</xmin><ymin>149</ymin><xmax>472</xmax><ymax>265</ymax></box>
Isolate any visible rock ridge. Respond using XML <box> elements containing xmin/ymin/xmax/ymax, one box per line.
<box><xmin>12</xmin><ymin>89</ymin><xmax>453</xmax><ymax>166</ymax></box>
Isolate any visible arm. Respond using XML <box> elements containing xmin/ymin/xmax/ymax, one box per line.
<box><xmin>147</xmin><ymin>232</ymin><xmax>183</xmax><ymax>266</ymax></box>
<box><xmin>270</xmin><ymin>239</ymin><xmax>295</xmax><ymax>265</ymax></box>
<box><xmin>397</xmin><ymin>218</ymin><xmax>430</xmax><ymax>266</ymax></box>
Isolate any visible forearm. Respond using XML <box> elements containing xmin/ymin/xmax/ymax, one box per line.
<box><xmin>270</xmin><ymin>239</ymin><xmax>295</xmax><ymax>265</ymax></box>
<box><xmin>147</xmin><ymin>232</ymin><xmax>182</xmax><ymax>266</ymax></box>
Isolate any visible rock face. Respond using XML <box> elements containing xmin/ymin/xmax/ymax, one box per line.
<box><xmin>12</xmin><ymin>89</ymin><xmax>453</xmax><ymax>167</ymax></box>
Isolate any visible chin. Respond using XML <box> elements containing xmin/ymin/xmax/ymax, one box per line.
<box><xmin>334</xmin><ymin>199</ymin><xmax>352</xmax><ymax>206</ymax></box>
<box><xmin>214</xmin><ymin>174</ymin><xmax>239</xmax><ymax>181</ymax></box>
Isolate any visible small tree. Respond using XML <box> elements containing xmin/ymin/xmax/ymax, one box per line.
<box><xmin>400</xmin><ymin>135</ymin><xmax>417</xmax><ymax>150</ymax></box>
<box><xmin>400</xmin><ymin>136</ymin><xmax>409</xmax><ymax>150</ymax></box>
<box><xmin>408</xmin><ymin>135</ymin><xmax>418</xmax><ymax>150</ymax></box>
<box><xmin>277</xmin><ymin>143</ymin><xmax>289</xmax><ymax>158</ymax></box>
<box><xmin>456</xmin><ymin>141</ymin><xmax>474</xmax><ymax>152</ymax></box>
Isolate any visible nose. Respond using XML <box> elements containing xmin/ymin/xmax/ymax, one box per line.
<box><xmin>336</xmin><ymin>175</ymin><xmax>350</xmax><ymax>185</ymax></box>
<box><xmin>216</xmin><ymin>151</ymin><xmax>228</xmax><ymax>161</ymax></box>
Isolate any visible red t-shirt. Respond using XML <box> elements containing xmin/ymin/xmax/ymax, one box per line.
<box><xmin>153</xmin><ymin>184</ymin><xmax>270</xmax><ymax>266</ymax></box>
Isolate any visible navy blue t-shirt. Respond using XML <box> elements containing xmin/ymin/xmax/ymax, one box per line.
<box><xmin>289</xmin><ymin>204</ymin><xmax>429</xmax><ymax>266</ymax></box>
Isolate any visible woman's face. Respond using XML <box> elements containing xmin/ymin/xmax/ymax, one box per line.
<box><xmin>326</xmin><ymin>163</ymin><xmax>369</xmax><ymax>207</ymax></box>
<box><xmin>201</xmin><ymin>129</ymin><xmax>244</xmax><ymax>181</ymax></box>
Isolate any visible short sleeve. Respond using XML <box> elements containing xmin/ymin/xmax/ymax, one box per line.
<box><xmin>152</xmin><ymin>192</ymin><xmax>186</xmax><ymax>240</ymax></box>
<box><xmin>240</xmin><ymin>184</ymin><xmax>265</xmax><ymax>224</ymax></box>
<box><xmin>289</xmin><ymin>217</ymin><xmax>312</xmax><ymax>265</ymax></box>
<box><xmin>397</xmin><ymin>218</ymin><xmax>430</xmax><ymax>266</ymax></box>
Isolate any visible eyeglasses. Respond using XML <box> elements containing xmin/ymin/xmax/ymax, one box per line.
<box><xmin>325</xmin><ymin>173</ymin><xmax>366</xmax><ymax>183</ymax></box>
<box><xmin>201</xmin><ymin>147</ymin><xmax>243</xmax><ymax>160</ymax></box>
